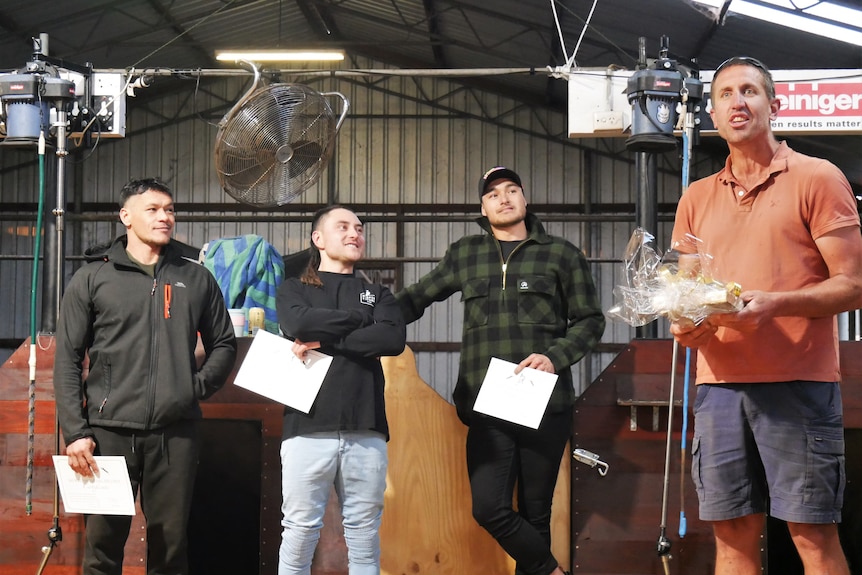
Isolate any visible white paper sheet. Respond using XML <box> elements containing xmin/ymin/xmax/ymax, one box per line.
<box><xmin>52</xmin><ymin>455</ymin><xmax>136</xmax><ymax>515</ymax></box>
<box><xmin>232</xmin><ymin>329</ymin><xmax>332</xmax><ymax>413</ymax></box>
<box><xmin>472</xmin><ymin>357</ymin><xmax>558</xmax><ymax>429</ymax></box>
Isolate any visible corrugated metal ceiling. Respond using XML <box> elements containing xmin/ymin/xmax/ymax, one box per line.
<box><xmin>0</xmin><ymin>0</ymin><xmax>859</xmax><ymax>185</ymax></box>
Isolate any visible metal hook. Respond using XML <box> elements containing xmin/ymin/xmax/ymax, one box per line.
<box><xmin>572</xmin><ymin>448</ymin><xmax>610</xmax><ymax>477</ymax></box>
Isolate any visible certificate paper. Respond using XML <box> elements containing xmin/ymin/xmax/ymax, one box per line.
<box><xmin>232</xmin><ymin>329</ymin><xmax>333</xmax><ymax>413</ymax></box>
<box><xmin>52</xmin><ymin>455</ymin><xmax>136</xmax><ymax>515</ymax></box>
<box><xmin>473</xmin><ymin>357</ymin><xmax>558</xmax><ymax>429</ymax></box>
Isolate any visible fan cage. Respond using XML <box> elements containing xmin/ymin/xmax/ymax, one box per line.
<box><xmin>215</xmin><ymin>83</ymin><xmax>338</xmax><ymax>207</ymax></box>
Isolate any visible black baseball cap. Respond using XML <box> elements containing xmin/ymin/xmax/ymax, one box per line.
<box><xmin>478</xmin><ymin>166</ymin><xmax>522</xmax><ymax>197</ymax></box>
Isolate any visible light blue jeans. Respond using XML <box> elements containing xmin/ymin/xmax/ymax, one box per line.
<box><xmin>278</xmin><ymin>431</ymin><xmax>388</xmax><ymax>575</ymax></box>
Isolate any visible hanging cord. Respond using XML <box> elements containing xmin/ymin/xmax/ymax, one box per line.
<box><xmin>26</xmin><ymin>130</ymin><xmax>47</xmax><ymax>516</ymax></box>
<box><xmin>566</xmin><ymin>0</ymin><xmax>598</xmax><ymax>68</ymax></box>
<box><xmin>550</xmin><ymin>0</ymin><xmax>599</xmax><ymax>68</ymax></box>
<box><xmin>551</xmin><ymin>0</ymin><xmax>569</xmax><ymax>62</ymax></box>
<box><xmin>129</xmin><ymin>0</ymin><xmax>240</xmax><ymax>68</ymax></box>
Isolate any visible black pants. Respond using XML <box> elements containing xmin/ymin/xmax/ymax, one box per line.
<box><xmin>466</xmin><ymin>409</ymin><xmax>572</xmax><ymax>575</ymax></box>
<box><xmin>84</xmin><ymin>420</ymin><xmax>199</xmax><ymax>575</ymax></box>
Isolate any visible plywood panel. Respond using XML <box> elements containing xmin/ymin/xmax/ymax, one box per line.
<box><xmin>381</xmin><ymin>347</ymin><xmax>570</xmax><ymax>574</ymax></box>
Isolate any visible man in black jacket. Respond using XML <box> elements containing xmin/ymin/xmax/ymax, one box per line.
<box><xmin>53</xmin><ymin>177</ymin><xmax>237</xmax><ymax>575</ymax></box>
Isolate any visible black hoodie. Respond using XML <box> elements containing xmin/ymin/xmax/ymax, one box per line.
<box><xmin>276</xmin><ymin>271</ymin><xmax>406</xmax><ymax>440</ymax></box>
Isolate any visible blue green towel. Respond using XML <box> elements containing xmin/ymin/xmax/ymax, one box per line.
<box><xmin>203</xmin><ymin>234</ymin><xmax>284</xmax><ymax>334</ymax></box>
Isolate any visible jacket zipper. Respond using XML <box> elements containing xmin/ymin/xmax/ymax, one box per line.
<box><xmin>499</xmin><ymin>240</ymin><xmax>529</xmax><ymax>290</ymax></box>
<box><xmin>146</xmin><ymin>273</ymin><xmax>160</xmax><ymax>425</ymax></box>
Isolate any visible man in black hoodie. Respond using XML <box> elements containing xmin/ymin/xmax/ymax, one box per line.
<box><xmin>53</xmin><ymin>177</ymin><xmax>237</xmax><ymax>575</ymax></box>
<box><xmin>275</xmin><ymin>205</ymin><xmax>405</xmax><ymax>575</ymax></box>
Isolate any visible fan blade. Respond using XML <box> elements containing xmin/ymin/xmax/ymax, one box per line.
<box><xmin>284</xmin><ymin>140</ymin><xmax>323</xmax><ymax>178</ymax></box>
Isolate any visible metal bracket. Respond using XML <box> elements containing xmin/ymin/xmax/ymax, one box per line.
<box><xmin>572</xmin><ymin>448</ymin><xmax>610</xmax><ymax>476</ymax></box>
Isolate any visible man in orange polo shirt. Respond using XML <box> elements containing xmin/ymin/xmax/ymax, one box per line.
<box><xmin>670</xmin><ymin>57</ymin><xmax>862</xmax><ymax>575</ymax></box>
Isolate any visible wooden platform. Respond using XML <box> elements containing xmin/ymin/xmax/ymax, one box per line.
<box><xmin>0</xmin><ymin>338</ymin><xmax>568</xmax><ymax>574</ymax></box>
<box><xmin>2</xmin><ymin>337</ymin><xmax>860</xmax><ymax>574</ymax></box>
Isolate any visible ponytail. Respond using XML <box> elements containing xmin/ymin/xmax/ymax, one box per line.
<box><xmin>299</xmin><ymin>247</ymin><xmax>323</xmax><ymax>287</ymax></box>
<box><xmin>299</xmin><ymin>204</ymin><xmax>352</xmax><ymax>287</ymax></box>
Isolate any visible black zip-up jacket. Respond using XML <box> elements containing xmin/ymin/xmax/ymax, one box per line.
<box><xmin>53</xmin><ymin>236</ymin><xmax>237</xmax><ymax>445</ymax></box>
<box><xmin>276</xmin><ymin>272</ymin><xmax>406</xmax><ymax>440</ymax></box>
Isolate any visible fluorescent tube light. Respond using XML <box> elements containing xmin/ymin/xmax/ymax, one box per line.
<box><xmin>692</xmin><ymin>0</ymin><xmax>862</xmax><ymax>47</ymax></box>
<box><xmin>215</xmin><ymin>50</ymin><xmax>345</xmax><ymax>62</ymax></box>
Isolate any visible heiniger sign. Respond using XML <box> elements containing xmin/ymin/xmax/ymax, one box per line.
<box><xmin>703</xmin><ymin>70</ymin><xmax>862</xmax><ymax>136</ymax></box>
<box><xmin>566</xmin><ymin>68</ymin><xmax>862</xmax><ymax>138</ymax></box>
<box><xmin>772</xmin><ymin>79</ymin><xmax>860</xmax><ymax>131</ymax></box>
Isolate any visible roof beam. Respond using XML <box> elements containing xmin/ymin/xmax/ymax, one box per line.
<box><xmin>421</xmin><ymin>0</ymin><xmax>448</xmax><ymax>67</ymax></box>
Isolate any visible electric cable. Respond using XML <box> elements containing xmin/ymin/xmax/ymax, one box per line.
<box><xmin>680</xmin><ymin>346</ymin><xmax>691</xmax><ymax>539</ymax></box>
<box><xmin>678</xmin><ymin>84</ymin><xmax>698</xmax><ymax>539</ymax></box>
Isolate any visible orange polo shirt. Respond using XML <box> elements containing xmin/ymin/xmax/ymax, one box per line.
<box><xmin>672</xmin><ymin>142</ymin><xmax>859</xmax><ymax>384</ymax></box>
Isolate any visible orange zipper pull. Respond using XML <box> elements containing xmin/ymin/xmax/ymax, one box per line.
<box><xmin>164</xmin><ymin>283</ymin><xmax>172</xmax><ymax>318</ymax></box>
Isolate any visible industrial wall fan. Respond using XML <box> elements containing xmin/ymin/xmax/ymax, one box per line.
<box><xmin>215</xmin><ymin>63</ymin><xmax>349</xmax><ymax>207</ymax></box>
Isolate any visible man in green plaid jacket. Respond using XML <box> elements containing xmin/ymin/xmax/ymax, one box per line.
<box><xmin>396</xmin><ymin>166</ymin><xmax>605</xmax><ymax>575</ymax></box>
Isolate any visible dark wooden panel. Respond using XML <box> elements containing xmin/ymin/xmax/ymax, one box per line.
<box><xmin>840</xmin><ymin>342</ymin><xmax>862</xmax><ymax>376</ymax></box>
<box><xmin>2</xmin><ymin>433</ymin><xmax>60</xmax><ymax>466</ymax></box>
<box><xmin>615</xmin><ymin>372</ymin><xmax>694</xmax><ymax>405</ymax></box>
<box><xmin>200</xmin><ymin>402</ymin><xmax>283</xmax><ymax>437</ymax></box>
<box><xmin>189</xmin><ymin>419</ymin><xmax>262</xmax><ymax>575</ymax></box>
<box><xmin>0</xmin><ymin>401</ymin><xmax>57</xmax><ymax>435</ymax></box>
<box><xmin>840</xmin><ymin>342</ymin><xmax>862</xmax><ymax>427</ymax></box>
<box><xmin>572</xmin><ymin>339</ymin><xmax>862</xmax><ymax>575</ymax></box>
<box><xmin>841</xmin><ymin>429</ymin><xmax>862</xmax><ymax>573</ymax></box>
<box><xmin>571</xmin><ymin>539</ymin><xmax>714</xmax><ymax>574</ymax></box>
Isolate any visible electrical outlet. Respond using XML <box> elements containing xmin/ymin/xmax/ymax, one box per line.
<box><xmin>593</xmin><ymin>111</ymin><xmax>624</xmax><ymax>132</ymax></box>
<box><xmin>70</xmin><ymin>73</ymin><xmax>127</xmax><ymax>139</ymax></box>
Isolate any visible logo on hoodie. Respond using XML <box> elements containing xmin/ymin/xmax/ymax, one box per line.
<box><xmin>359</xmin><ymin>289</ymin><xmax>376</xmax><ymax>306</ymax></box>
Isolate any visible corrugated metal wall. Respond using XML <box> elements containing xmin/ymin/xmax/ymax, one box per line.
<box><xmin>0</xmin><ymin>58</ymin><xmax>718</xmax><ymax>399</ymax></box>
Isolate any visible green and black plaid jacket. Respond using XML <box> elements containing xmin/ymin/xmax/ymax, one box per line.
<box><xmin>396</xmin><ymin>213</ymin><xmax>605</xmax><ymax>425</ymax></box>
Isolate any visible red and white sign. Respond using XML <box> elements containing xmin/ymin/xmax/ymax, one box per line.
<box><xmin>702</xmin><ymin>70</ymin><xmax>862</xmax><ymax>135</ymax></box>
<box><xmin>567</xmin><ymin>68</ymin><xmax>862</xmax><ymax>137</ymax></box>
